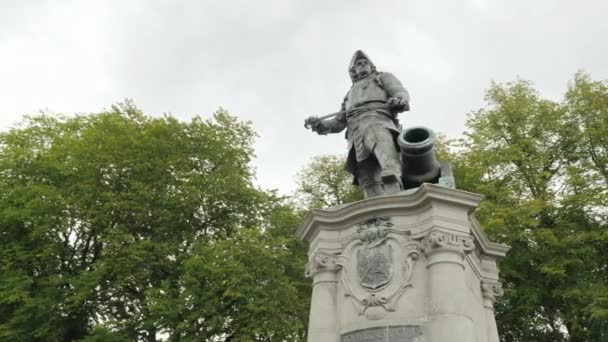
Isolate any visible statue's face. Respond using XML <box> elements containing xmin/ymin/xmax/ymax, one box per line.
<box><xmin>353</xmin><ymin>58</ymin><xmax>372</xmax><ymax>79</ymax></box>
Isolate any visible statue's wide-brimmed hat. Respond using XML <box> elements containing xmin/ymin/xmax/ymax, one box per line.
<box><xmin>349</xmin><ymin>50</ymin><xmax>377</xmax><ymax>82</ymax></box>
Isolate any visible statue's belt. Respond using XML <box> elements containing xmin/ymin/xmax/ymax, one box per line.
<box><xmin>346</xmin><ymin>102</ymin><xmax>391</xmax><ymax>119</ymax></box>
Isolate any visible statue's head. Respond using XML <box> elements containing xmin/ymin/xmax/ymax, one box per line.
<box><xmin>349</xmin><ymin>50</ymin><xmax>377</xmax><ymax>82</ymax></box>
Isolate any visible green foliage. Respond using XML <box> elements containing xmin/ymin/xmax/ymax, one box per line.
<box><xmin>148</xmin><ymin>226</ymin><xmax>308</xmax><ymax>341</ymax></box>
<box><xmin>455</xmin><ymin>74</ymin><xmax>608</xmax><ymax>341</ymax></box>
<box><xmin>295</xmin><ymin>155</ymin><xmax>363</xmax><ymax>209</ymax></box>
<box><xmin>0</xmin><ymin>102</ymin><xmax>309</xmax><ymax>341</ymax></box>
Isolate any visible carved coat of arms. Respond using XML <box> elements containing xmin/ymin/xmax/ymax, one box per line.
<box><xmin>357</xmin><ymin>236</ymin><xmax>393</xmax><ymax>290</ymax></box>
<box><xmin>356</xmin><ymin>217</ymin><xmax>395</xmax><ymax>292</ymax></box>
<box><xmin>337</xmin><ymin>217</ymin><xmax>421</xmax><ymax>319</ymax></box>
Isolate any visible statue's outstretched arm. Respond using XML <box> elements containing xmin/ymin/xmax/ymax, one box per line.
<box><xmin>307</xmin><ymin>115</ymin><xmax>346</xmax><ymax>135</ymax></box>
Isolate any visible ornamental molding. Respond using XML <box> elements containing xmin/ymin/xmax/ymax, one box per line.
<box><xmin>305</xmin><ymin>249</ymin><xmax>340</xmax><ymax>277</ymax></box>
<box><xmin>296</xmin><ymin>183</ymin><xmax>484</xmax><ymax>243</ymax></box>
<box><xmin>480</xmin><ymin>280</ymin><xmax>504</xmax><ymax>305</ymax></box>
<box><xmin>421</xmin><ymin>229</ymin><xmax>475</xmax><ymax>257</ymax></box>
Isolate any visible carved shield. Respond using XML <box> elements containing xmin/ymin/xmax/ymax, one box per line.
<box><xmin>357</xmin><ymin>244</ymin><xmax>393</xmax><ymax>290</ymax></box>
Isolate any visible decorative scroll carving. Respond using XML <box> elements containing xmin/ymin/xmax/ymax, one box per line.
<box><xmin>481</xmin><ymin>280</ymin><xmax>504</xmax><ymax>305</ymax></box>
<box><xmin>338</xmin><ymin>217</ymin><xmax>421</xmax><ymax>319</ymax></box>
<box><xmin>305</xmin><ymin>250</ymin><xmax>340</xmax><ymax>277</ymax></box>
<box><xmin>421</xmin><ymin>229</ymin><xmax>475</xmax><ymax>256</ymax></box>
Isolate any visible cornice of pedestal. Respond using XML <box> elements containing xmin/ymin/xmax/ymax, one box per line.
<box><xmin>469</xmin><ymin>215</ymin><xmax>510</xmax><ymax>258</ymax></box>
<box><xmin>297</xmin><ymin>184</ymin><xmax>510</xmax><ymax>260</ymax></box>
<box><xmin>297</xmin><ymin>184</ymin><xmax>483</xmax><ymax>242</ymax></box>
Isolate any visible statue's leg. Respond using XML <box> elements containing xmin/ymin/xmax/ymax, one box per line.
<box><xmin>357</xmin><ymin>157</ymin><xmax>383</xmax><ymax>198</ymax></box>
<box><xmin>373</xmin><ymin>133</ymin><xmax>403</xmax><ymax>195</ymax></box>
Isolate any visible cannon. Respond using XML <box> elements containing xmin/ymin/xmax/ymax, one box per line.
<box><xmin>398</xmin><ymin>126</ymin><xmax>455</xmax><ymax>190</ymax></box>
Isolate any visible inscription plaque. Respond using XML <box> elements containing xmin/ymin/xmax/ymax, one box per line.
<box><xmin>341</xmin><ymin>325</ymin><xmax>422</xmax><ymax>342</ymax></box>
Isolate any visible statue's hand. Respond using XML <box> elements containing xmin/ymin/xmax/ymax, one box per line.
<box><xmin>304</xmin><ymin>116</ymin><xmax>328</xmax><ymax>135</ymax></box>
<box><xmin>387</xmin><ymin>97</ymin><xmax>409</xmax><ymax>112</ymax></box>
<box><xmin>305</xmin><ymin>116</ymin><xmax>320</xmax><ymax>130</ymax></box>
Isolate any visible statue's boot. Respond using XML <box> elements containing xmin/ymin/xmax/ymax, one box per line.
<box><xmin>382</xmin><ymin>180</ymin><xmax>402</xmax><ymax>195</ymax></box>
<box><xmin>361</xmin><ymin>182</ymin><xmax>384</xmax><ymax>198</ymax></box>
<box><xmin>373</xmin><ymin>142</ymin><xmax>403</xmax><ymax>190</ymax></box>
<box><xmin>357</xmin><ymin>158</ymin><xmax>383</xmax><ymax>199</ymax></box>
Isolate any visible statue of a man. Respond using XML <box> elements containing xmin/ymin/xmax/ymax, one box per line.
<box><xmin>305</xmin><ymin>50</ymin><xmax>410</xmax><ymax>198</ymax></box>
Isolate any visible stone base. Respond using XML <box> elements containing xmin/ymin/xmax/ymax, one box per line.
<box><xmin>297</xmin><ymin>184</ymin><xmax>509</xmax><ymax>342</ymax></box>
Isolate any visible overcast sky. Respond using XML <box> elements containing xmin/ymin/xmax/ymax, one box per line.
<box><xmin>1</xmin><ymin>0</ymin><xmax>607</xmax><ymax>195</ymax></box>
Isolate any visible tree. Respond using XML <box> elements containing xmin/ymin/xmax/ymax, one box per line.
<box><xmin>563</xmin><ymin>72</ymin><xmax>608</xmax><ymax>338</ymax></box>
<box><xmin>294</xmin><ymin>155</ymin><xmax>363</xmax><ymax>209</ymax></box>
<box><xmin>0</xmin><ymin>102</ymin><xmax>309</xmax><ymax>341</ymax></box>
<box><xmin>455</xmin><ymin>74</ymin><xmax>608</xmax><ymax>341</ymax></box>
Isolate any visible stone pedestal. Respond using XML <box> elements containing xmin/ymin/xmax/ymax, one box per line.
<box><xmin>297</xmin><ymin>184</ymin><xmax>509</xmax><ymax>342</ymax></box>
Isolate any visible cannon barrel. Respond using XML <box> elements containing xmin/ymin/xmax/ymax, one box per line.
<box><xmin>398</xmin><ymin>126</ymin><xmax>441</xmax><ymax>189</ymax></box>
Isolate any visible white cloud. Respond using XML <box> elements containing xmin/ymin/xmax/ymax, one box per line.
<box><xmin>1</xmin><ymin>0</ymin><xmax>608</xmax><ymax>194</ymax></box>
<box><xmin>0</xmin><ymin>1</ymin><xmax>115</xmax><ymax>126</ymax></box>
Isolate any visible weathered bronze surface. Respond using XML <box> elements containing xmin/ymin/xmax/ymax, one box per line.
<box><xmin>305</xmin><ymin>50</ymin><xmax>410</xmax><ymax>198</ymax></box>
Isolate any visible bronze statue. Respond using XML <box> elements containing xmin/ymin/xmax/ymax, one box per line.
<box><xmin>305</xmin><ymin>50</ymin><xmax>411</xmax><ymax>198</ymax></box>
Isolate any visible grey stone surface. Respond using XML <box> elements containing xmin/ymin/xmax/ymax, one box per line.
<box><xmin>341</xmin><ymin>325</ymin><xmax>422</xmax><ymax>342</ymax></box>
<box><xmin>298</xmin><ymin>184</ymin><xmax>510</xmax><ymax>342</ymax></box>
<box><xmin>437</xmin><ymin>163</ymin><xmax>455</xmax><ymax>189</ymax></box>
